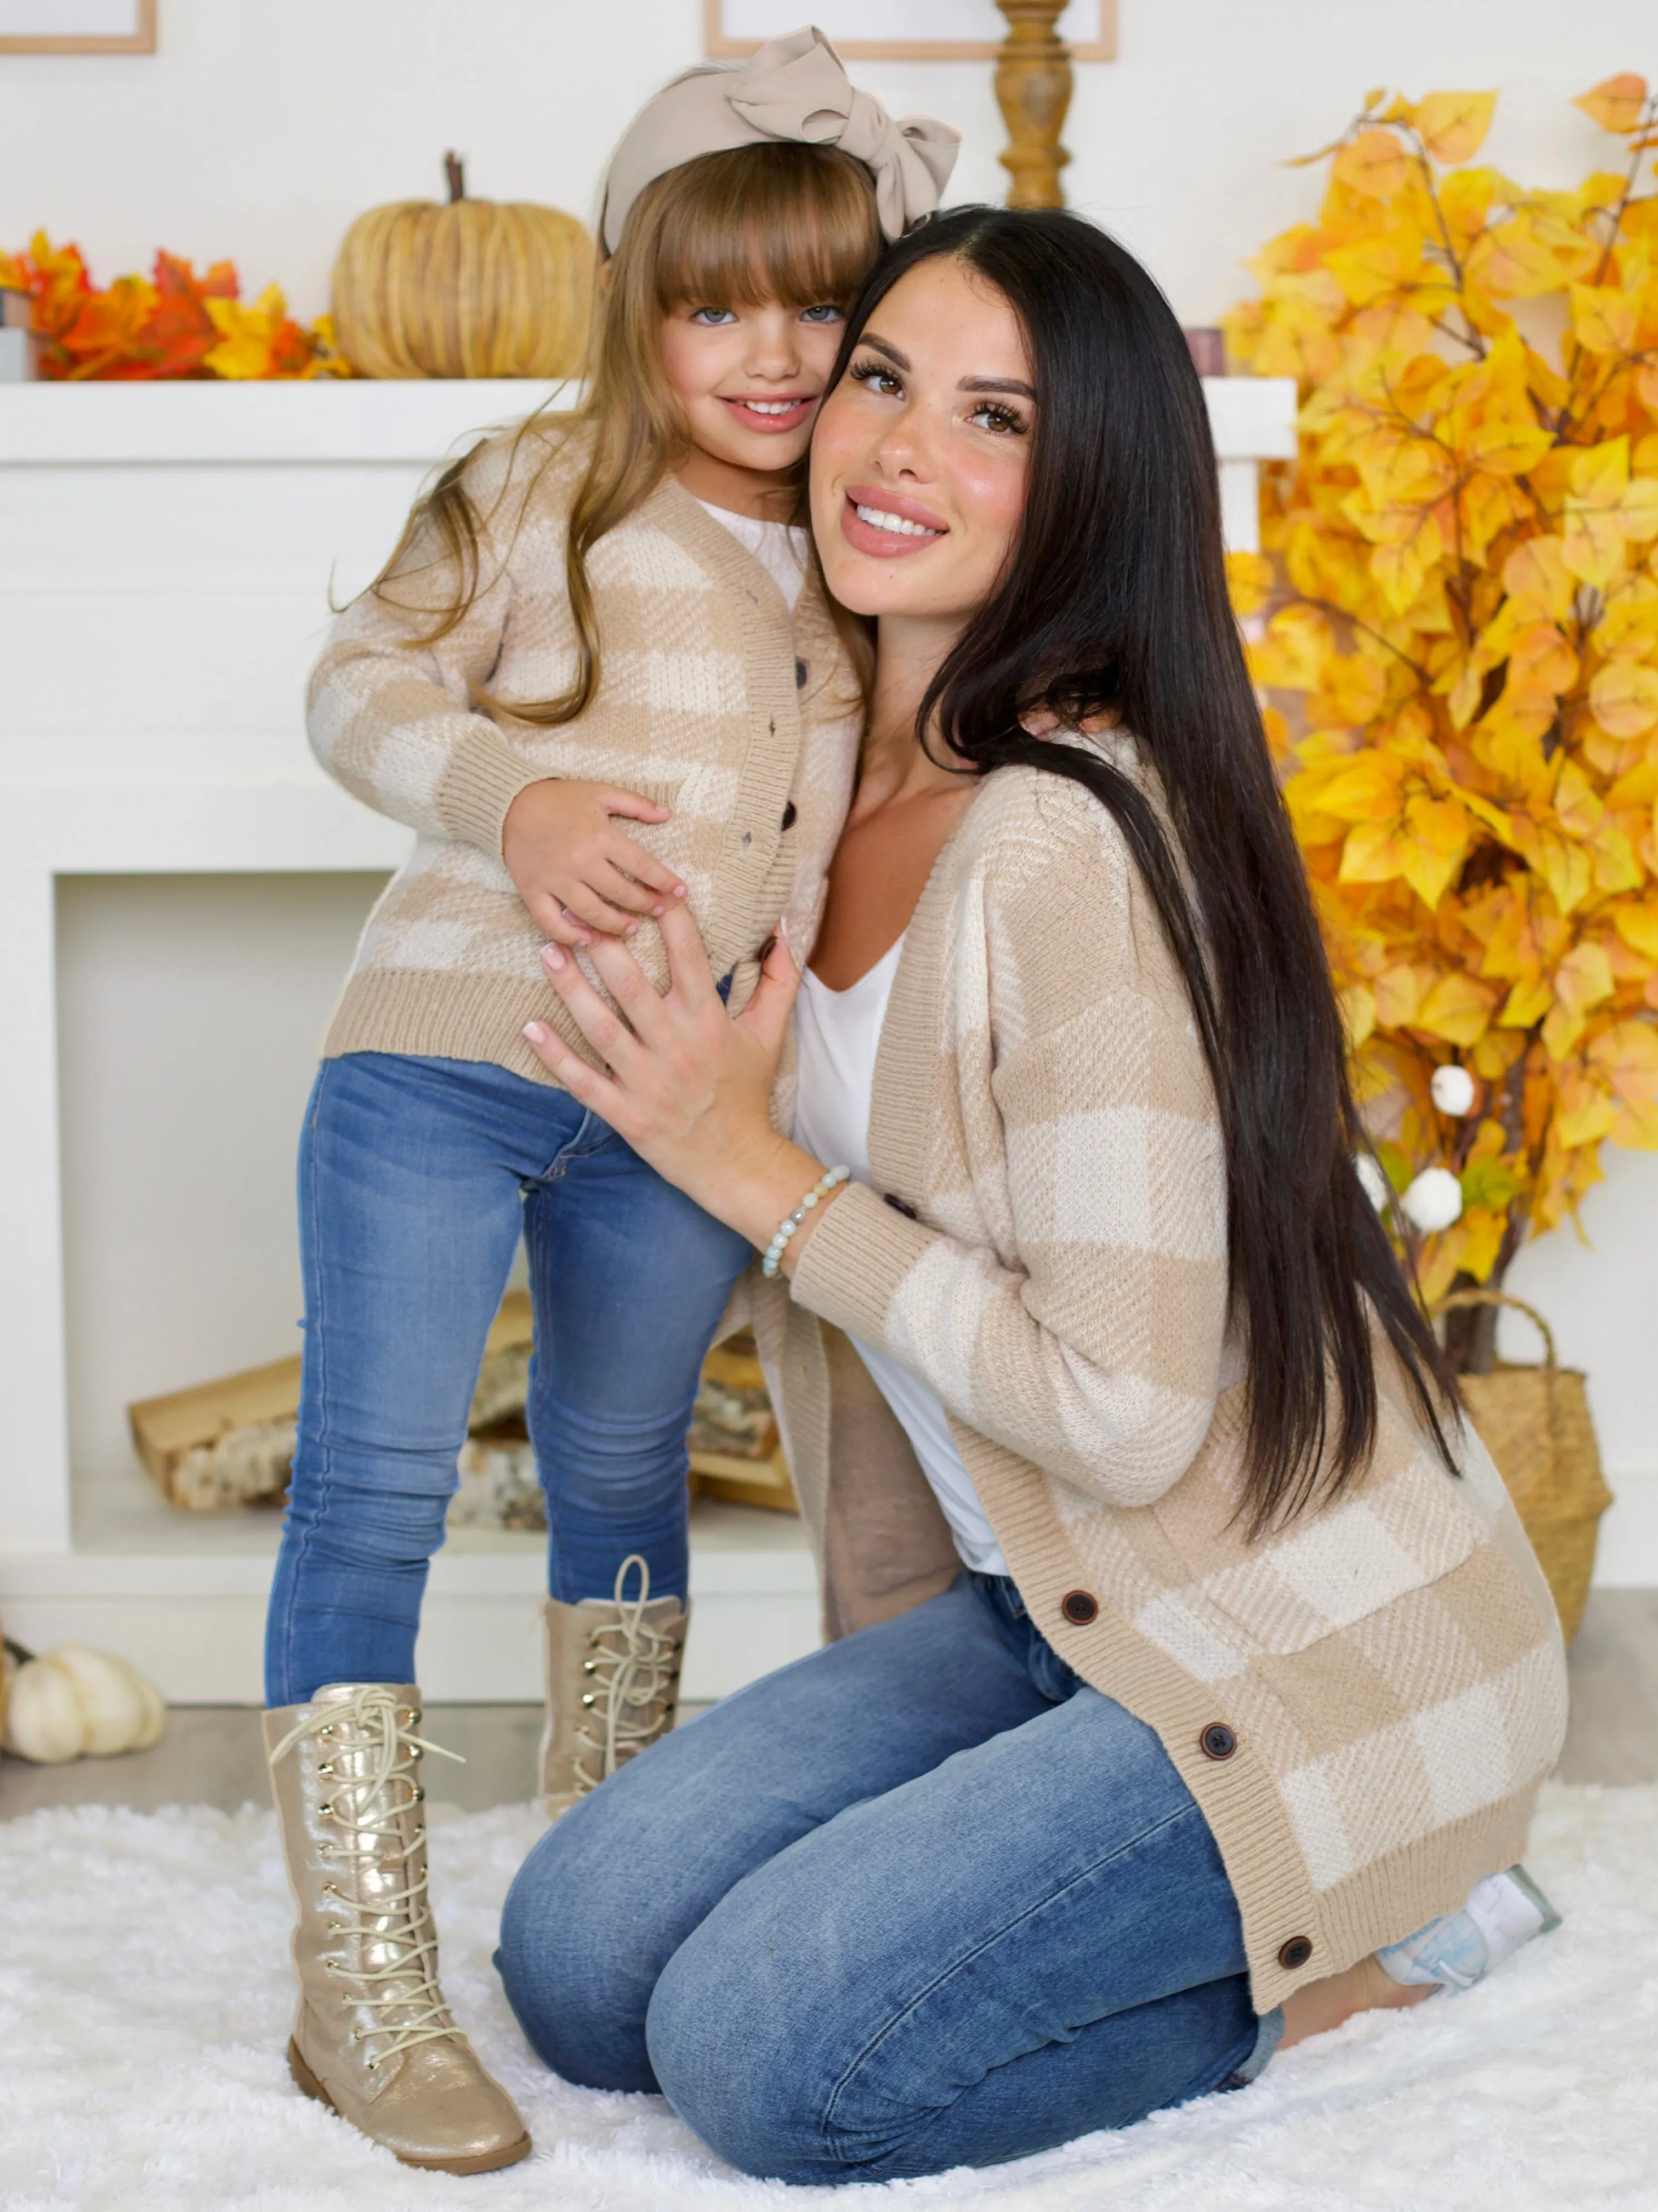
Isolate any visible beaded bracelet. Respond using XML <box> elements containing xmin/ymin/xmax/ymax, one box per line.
<box><xmin>761</xmin><ymin>1164</ymin><xmax>850</xmax><ymax>1278</ymax></box>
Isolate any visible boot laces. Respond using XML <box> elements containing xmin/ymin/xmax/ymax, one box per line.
<box><xmin>572</xmin><ymin>1554</ymin><xmax>681</xmax><ymax>1795</ymax></box>
<box><xmin>268</xmin><ymin>1685</ymin><xmax>465</xmax><ymax>2067</ymax></box>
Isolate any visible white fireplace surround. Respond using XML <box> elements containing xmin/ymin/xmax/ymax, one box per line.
<box><xmin>23</xmin><ymin>370</ymin><xmax>1556</xmax><ymax>1707</ymax></box>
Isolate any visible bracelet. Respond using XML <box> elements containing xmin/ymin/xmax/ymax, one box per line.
<box><xmin>761</xmin><ymin>1165</ymin><xmax>850</xmax><ymax>1278</ymax></box>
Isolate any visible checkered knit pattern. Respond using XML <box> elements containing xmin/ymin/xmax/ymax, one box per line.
<box><xmin>308</xmin><ymin>423</ymin><xmax>862</xmax><ymax>1085</ymax></box>
<box><xmin>759</xmin><ymin>738</ymin><xmax>1568</xmax><ymax>2012</ymax></box>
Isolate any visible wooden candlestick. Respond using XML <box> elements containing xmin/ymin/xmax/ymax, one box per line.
<box><xmin>994</xmin><ymin>0</ymin><xmax>1073</xmax><ymax>209</ymax></box>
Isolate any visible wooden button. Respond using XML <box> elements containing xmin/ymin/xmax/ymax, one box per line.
<box><xmin>1278</xmin><ymin>1935</ymin><xmax>1313</xmax><ymax>1971</ymax></box>
<box><xmin>1199</xmin><ymin>1722</ymin><xmax>1237</xmax><ymax>1760</ymax></box>
<box><xmin>1060</xmin><ymin>1589</ymin><xmax>1098</xmax><ymax>1626</ymax></box>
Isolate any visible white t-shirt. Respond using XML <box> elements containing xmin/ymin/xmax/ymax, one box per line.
<box><xmin>694</xmin><ymin>498</ymin><xmax>808</xmax><ymax>611</ymax></box>
<box><xmin>792</xmin><ymin>938</ymin><xmax>1009</xmax><ymax>1577</ymax></box>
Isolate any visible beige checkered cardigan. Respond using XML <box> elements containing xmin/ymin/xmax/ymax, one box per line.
<box><xmin>753</xmin><ymin>740</ymin><xmax>1568</xmax><ymax>2014</ymax></box>
<box><xmin>308</xmin><ymin>423</ymin><xmax>862</xmax><ymax>1084</ymax></box>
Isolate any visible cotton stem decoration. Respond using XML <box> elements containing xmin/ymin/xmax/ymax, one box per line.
<box><xmin>2</xmin><ymin>1636</ymin><xmax>166</xmax><ymax>1765</ymax></box>
<box><xmin>1225</xmin><ymin>77</ymin><xmax>1658</xmax><ymax>1371</ymax></box>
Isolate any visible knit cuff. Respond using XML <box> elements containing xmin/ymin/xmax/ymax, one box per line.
<box><xmin>435</xmin><ymin>726</ymin><xmax>553</xmax><ymax>858</ymax></box>
<box><xmin>788</xmin><ymin>1181</ymin><xmax>936</xmax><ymax>1345</ymax></box>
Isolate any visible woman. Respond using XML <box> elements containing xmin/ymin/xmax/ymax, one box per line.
<box><xmin>496</xmin><ymin>207</ymin><xmax>1568</xmax><ymax>2182</ymax></box>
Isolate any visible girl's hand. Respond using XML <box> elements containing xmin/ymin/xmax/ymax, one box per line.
<box><xmin>521</xmin><ymin>903</ymin><xmax>840</xmax><ymax>1266</ymax></box>
<box><xmin>503</xmin><ymin>779</ymin><xmax>687</xmax><ymax>948</ymax></box>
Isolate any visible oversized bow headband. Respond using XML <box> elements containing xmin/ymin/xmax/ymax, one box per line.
<box><xmin>600</xmin><ymin>25</ymin><xmax>960</xmax><ymax>254</ymax></box>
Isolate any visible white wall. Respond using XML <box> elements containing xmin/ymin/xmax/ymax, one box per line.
<box><xmin>7</xmin><ymin>0</ymin><xmax>1657</xmax><ymax>1577</ymax></box>
<box><xmin>1</xmin><ymin>1</ymin><xmax>1646</xmax><ymax>326</ymax></box>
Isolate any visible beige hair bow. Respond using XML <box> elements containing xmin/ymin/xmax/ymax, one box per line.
<box><xmin>601</xmin><ymin>25</ymin><xmax>960</xmax><ymax>253</ymax></box>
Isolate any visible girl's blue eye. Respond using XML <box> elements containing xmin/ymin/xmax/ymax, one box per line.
<box><xmin>801</xmin><ymin>304</ymin><xmax>841</xmax><ymax>324</ymax></box>
<box><xmin>689</xmin><ymin>306</ymin><xmax>737</xmax><ymax>326</ymax></box>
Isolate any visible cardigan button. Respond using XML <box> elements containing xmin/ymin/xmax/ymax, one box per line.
<box><xmin>795</xmin><ymin>658</ymin><xmax>808</xmax><ymax>687</ymax></box>
<box><xmin>1060</xmin><ymin>1589</ymin><xmax>1098</xmax><ymax>1626</ymax></box>
<box><xmin>883</xmin><ymin>1193</ymin><xmax>919</xmax><ymax>1220</ymax></box>
<box><xmin>1278</xmin><ymin>1936</ymin><xmax>1314</xmax><ymax>1971</ymax></box>
<box><xmin>1199</xmin><ymin>1722</ymin><xmax>1237</xmax><ymax>1760</ymax></box>
<box><xmin>782</xmin><ymin>800</ymin><xmax>797</xmax><ymax>831</ymax></box>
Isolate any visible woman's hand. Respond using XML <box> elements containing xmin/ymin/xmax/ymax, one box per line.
<box><xmin>522</xmin><ymin>903</ymin><xmax>840</xmax><ymax>1268</ymax></box>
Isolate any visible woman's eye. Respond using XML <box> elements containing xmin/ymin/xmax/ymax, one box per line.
<box><xmin>800</xmin><ymin>304</ymin><xmax>842</xmax><ymax>325</ymax></box>
<box><xmin>970</xmin><ymin>402</ymin><xmax>1028</xmax><ymax>436</ymax></box>
<box><xmin>689</xmin><ymin>306</ymin><xmax>737</xmax><ymax>326</ymax></box>
<box><xmin>849</xmin><ymin>358</ymin><xmax>903</xmax><ymax>398</ymax></box>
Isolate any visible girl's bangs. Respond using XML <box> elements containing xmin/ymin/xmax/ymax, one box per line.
<box><xmin>646</xmin><ymin>145</ymin><xmax>881</xmax><ymax>312</ymax></box>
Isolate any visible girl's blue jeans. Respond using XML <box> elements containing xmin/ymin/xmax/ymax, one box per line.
<box><xmin>264</xmin><ymin>1051</ymin><xmax>752</xmax><ymax>1706</ymax></box>
<box><xmin>497</xmin><ymin>1573</ymin><xmax>1279</xmax><ymax>2184</ymax></box>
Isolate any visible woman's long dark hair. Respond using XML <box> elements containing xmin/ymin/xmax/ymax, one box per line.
<box><xmin>829</xmin><ymin>207</ymin><xmax>1458</xmax><ymax>1532</ymax></box>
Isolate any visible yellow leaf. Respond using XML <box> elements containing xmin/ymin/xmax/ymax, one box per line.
<box><xmin>1502</xmin><ymin>535</ymin><xmax>1574</xmax><ymax>620</ymax></box>
<box><xmin>1415</xmin><ymin>971</ymin><xmax>1498</xmax><ymax>1046</ymax></box>
<box><xmin>1333</xmin><ymin>129</ymin><xmax>1412</xmax><ymax>201</ymax></box>
<box><xmin>1590</xmin><ymin>575</ymin><xmax>1658</xmax><ymax>658</ymax></box>
<box><xmin>1562</xmin><ymin>506</ymin><xmax>1627</xmax><ymax>589</ymax></box>
<box><xmin>1400</xmin><ymin>792</ymin><xmax>1471</xmax><ymax>906</ymax></box>
<box><xmin>1339</xmin><ymin>982</ymin><xmax>1377</xmax><ymax>1046</ymax></box>
<box><xmin>1339</xmin><ymin>820</ymin><xmax>1409</xmax><ymax>883</ymax></box>
<box><xmin>1590</xmin><ymin>661</ymin><xmax>1658</xmax><ymax>738</ymax></box>
<box><xmin>1585</xmin><ymin>1018</ymin><xmax>1658</xmax><ymax>1145</ymax></box>
<box><xmin>1415</xmin><ymin>91</ymin><xmax>1498</xmax><ymax>167</ymax></box>
<box><xmin>1445</xmin><ymin>662</ymin><xmax>1484</xmax><ymax>730</ymax></box>
<box><xmin>1570</xmin><ymin>282</ymin><xmax>1640</xmax><ymax>354</ymax></box>
<box><xmin>1611</xmin><ymin>898</ymin><xmax>1658</xmax><ymax>960</ymax></box>
<box><xmin>1374</xmin><ymin>963</ymin><xmax>1437</xmax><ymax>1027</ymax></box>
<box><xmin>1225</xmin><ymin>550</ymin><xmax>1273</xmax><ymax>617</ymax></box>
<box><xmin>1371</xmin><ymin>536</ymin><xmax>1430</xmax><ymax>613</ymax></box>
<box><xmin>1463</xmin><ymin>419</ymin><xmax>1555</xmax><ymax>475</ymax></box>
<box><xmin>1573</xmin><ymin>73</ymin><xmax>1649</xmax><ymax>135</ymax></box>
<box><xmin>1570</xmin><ymin>435</ymin><xmax>1631</xmax><ymax>506</ymax></box>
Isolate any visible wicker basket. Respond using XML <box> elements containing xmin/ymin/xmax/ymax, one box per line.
<box><xmin>1436</xmin><ymin>1289</ymin><xmax>1612</xmax><ymax>1644</ymax></box>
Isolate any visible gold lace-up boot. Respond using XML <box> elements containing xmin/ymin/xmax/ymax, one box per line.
<box><xmin>264</xmin><ymin>1684</ymin><xmax>531</xmax><ymax>2174</ymax></box>
<box><xmin>538</xmin><ymin>1554</ymin><xmax>688</xmax><ymax>1817</ymax></box>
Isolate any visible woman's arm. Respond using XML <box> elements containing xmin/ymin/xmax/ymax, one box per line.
<box><xmin>522</xmin><ymin>806</ymin><xmax>1231</xmax><ymax>1511</ymax></box>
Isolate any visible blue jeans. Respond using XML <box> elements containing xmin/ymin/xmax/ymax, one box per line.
<box><xmin>497</xmin><ymin>1574</ymin><xmax>1277</xmax><ymax>2184</ymax></box>
<box><xmin>264</xmin><ymin>1052</ymin><xmax>752</xmax><ymax>1706</ymax></box>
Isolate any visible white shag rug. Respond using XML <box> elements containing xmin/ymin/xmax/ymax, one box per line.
<box><xmin>2</xmin><ymin>1782</ymin><xmax>1655</xmax><ymax>2211</ymax></box>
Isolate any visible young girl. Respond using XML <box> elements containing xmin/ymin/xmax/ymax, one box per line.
<box><xmin>260</xmin><ymin>31</ymin><xmax>958</xmax><ymax>2173</ymax></box>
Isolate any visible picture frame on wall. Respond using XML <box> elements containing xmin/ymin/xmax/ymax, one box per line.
<box><xmin>0</xmin><ymin>0</ymin><xmax>154</xmax><ymax>53</ymax></box>
<box><xmin>705</xmin><ymin>0</ymin><xmax>1115</xmax><ymax>63</ymax></box>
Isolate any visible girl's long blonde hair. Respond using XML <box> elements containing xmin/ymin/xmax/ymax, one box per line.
<box><xmin>369</xmin><ymin>142</ymin><xmax>881</xmax><ymax>722</ymax></box>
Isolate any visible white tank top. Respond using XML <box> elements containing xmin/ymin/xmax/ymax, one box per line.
<box><xmin>792</xmin><ymin>938</ymin><xmax>1009</xmax><ymax>1577</ymax></box>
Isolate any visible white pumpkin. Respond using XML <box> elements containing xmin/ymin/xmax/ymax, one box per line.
<box><xmin>3</xmin><ymin>1654</ymin><xmax>85</xmax><ymax>1764</ymax></box>
<box><xmin>2</xmin><ymin>1641</ymin><xmax>168</xmax><ymax>1764</ymax></box>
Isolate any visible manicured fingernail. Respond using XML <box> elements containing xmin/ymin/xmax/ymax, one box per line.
<box><xmin>542</xmin><ymin>944</ymin><xmax>565</xmax><ymax>971</ymax></box>
<box><xmin>651</xmin><ymin>903</ymin><xmax>664</xmax><ymax>917</ymax></box>
<box><xmin>625</xmin><ymin>922</ymin><xmax>639</xmax><ymax>937</ymax></box>
<box><xmin>673</xmin><ymin>884</ymin><xmax>687</xmax><ymax>899</ymax></box>
<box><xmin>523</xmin><ymin>1021</ymin><xmax>548</xmax><ymax>1044</ymax></box>
<box><xmin>778</xmin><ymin>914</ymin><xmax>791</xmax><ymax>942</ymax></box>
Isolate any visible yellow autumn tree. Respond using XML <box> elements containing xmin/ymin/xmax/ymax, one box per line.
<box><xmin>1224</xmin><ymin>77</ymin><xmax>1658</xmax><ymax>1366</ymax></box>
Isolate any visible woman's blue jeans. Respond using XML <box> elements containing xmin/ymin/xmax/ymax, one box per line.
<box><xmin>497</xmin><ymin>1574</ymin><xmax>1278</xmax><ymax>2184</ymax></box>
<box><xmin>264</xmin><ymin>1051</ymin><xmax>752</xmax><ymax>1706</ymax></box>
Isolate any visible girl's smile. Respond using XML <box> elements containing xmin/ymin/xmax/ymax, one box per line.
<box><xmin>718</xmin><ymin>391</ymin><xmax>819</xmax><ymax>434</ymax></box>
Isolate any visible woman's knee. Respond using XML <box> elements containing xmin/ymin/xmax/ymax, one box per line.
<box><xmin>497</xmin><ymin>1793</ymin><xmax>669</xmax><ymax>2093</ymax></box>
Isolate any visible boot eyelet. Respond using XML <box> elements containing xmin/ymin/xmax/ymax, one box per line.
<box><xmin>316</xmin><ymin>1761</ymin><xmax>335</xmax><ymax>1778</ymax></box>
<box><xmin>320</xmin><ymin>1725</ymin><xmax>335</xmax><ymax>1739</ymax></box>
<box><xmin>580</xmin><ymin>1692</ymin><xmax>597</xmax><ymax>1709</ymax></box>
<box><xmin>582</xmin><ymin>1660</ymin><xmax>597</xmax><ymax>1675</ymax></box>
<box><xmin>411</xmin><ymin>1785</ymin><xmax>425</xmax><ymax>1803</ymax></box>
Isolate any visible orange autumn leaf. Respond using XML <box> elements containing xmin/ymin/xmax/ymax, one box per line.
<box><xmin>2</xmin><ymin>232</ymin><xmax>344</xmax><ymax>382</ymax></box>
<box><xmin>1415</xmin><ymin>91</ymin><xmax>1497</xmax><ymax>167</ymax></box>
<box><xmin>1574</xmin><ymin>74</ymin><xmax>1649</xmax><ymax>135</ymax></box>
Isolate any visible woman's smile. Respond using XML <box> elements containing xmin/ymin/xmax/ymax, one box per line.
<box><xmin>841</xmin><ymin>483</ymin><xmax>949</xmax><ymax>556</ymax></box>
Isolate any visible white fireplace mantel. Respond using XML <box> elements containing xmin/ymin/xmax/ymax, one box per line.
<box><xmin>0</xmin><ymin>374</ymin><xmax>1298</xmax><ymax>1701</ymax></box>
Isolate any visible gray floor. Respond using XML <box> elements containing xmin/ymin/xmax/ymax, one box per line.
<box><xmin>4</xmin><ymin>1589</ymin><xmax>1656</xmax><ymax>1819</ymax></box>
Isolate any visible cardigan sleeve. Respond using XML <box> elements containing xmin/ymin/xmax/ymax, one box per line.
<box><xmin>789</xmin><ymin>791</ymin><xmax>1232</xmax><ymax>1510</ymax></box>
<box><xmin>305</xmin><ymin>433</ymin><xmax>557</xmax><ymax>858</ymax></box>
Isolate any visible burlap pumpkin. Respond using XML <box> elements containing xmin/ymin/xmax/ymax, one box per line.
<box><xmin>331</xmin><ymin>153</ymin><xmax>593</xmax><ymax>380</ymax></box>
<box><xmin>1437</xmin><ymin>1289</ymin><xmax>1613</xmax><ymax>1645</ymax></box>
